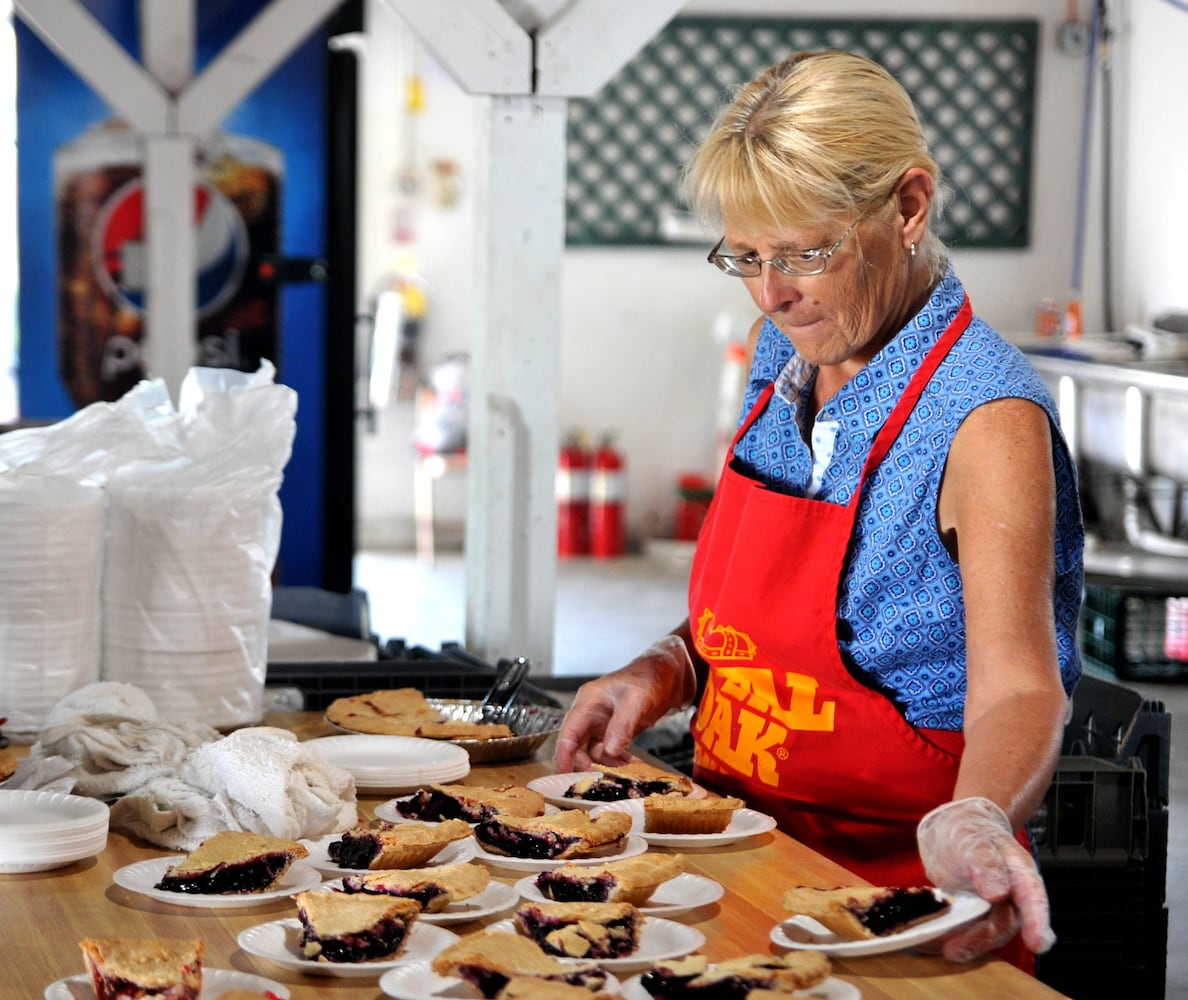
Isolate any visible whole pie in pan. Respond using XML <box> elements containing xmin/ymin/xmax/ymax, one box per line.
<box><xmin>293</xmin><ymin>889</ymin><xmax>421</xmax><ymax>963</ymax></box>
<box><xmin>781</xmin><ymin>884</ymin><xmax>951</xmax><ymax>939</ymax></box>
<box><xmin>474</xmin><ymin>808</ymin><xmax>632</xmax><ymax>860</ymax></box>
<box><xmin>398</xmin><ymin>783</ymin><xmax>547</xmax><ymax>822</ymax></box>
<box><xmin>325</xmin><ymin>688</ymin><xmax>513</xmax><ymax>739</ymax></box>
<box><xmin>513</xmin><ymin>900</ymin><xmax>642</xmax><ymax>959</ymax></box>
<box><xmin>431</xmin><ymin>930</ymin><xmax>609</xmax><ymax>998</ymax></box>
<box><xmin>533</xmin><ymin>852</ymin><xmax>686</xmax><ymax>905</ymax></box>
<box><xmin>153</xmin><ymin>830</ymin><xmax>310</xmax><ymax>894</ymax></box>
<box><xmin>638</xmin><ymin>951</ymin><xmax>832</xmax><ymax>997</ymax></box>
<box><xmin>340</xmin><ymin>860</ymin><xmax>490</xmax><ymax>912</ymax></box>
<box><xmin>79</xmin><ymin>937</ymin><xmax>204</xmax><ymax>999</ymax></box>
<box><xmin>328</xmin><ymin>818</ymin><xmax>472</xmax><ymax>869</ymax></box>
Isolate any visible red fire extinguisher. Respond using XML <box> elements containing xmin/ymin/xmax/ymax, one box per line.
<box><xmin>556</xmin><ymin>431</ymin><xmax>591</xmax><ymax>557</ymax></box>
<box><xmin>590</xmin><ymin>433</ymin><xmax>626</xmax><ymax>558</ymax></box>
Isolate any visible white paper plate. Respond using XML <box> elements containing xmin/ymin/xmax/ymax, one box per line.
<box><xmin>305</xmin><ymin>735</ymin><xmax>471</xmax><ymax>792</ymax></box>
<box><xmin>380</xmin><ymin>961</ymin><xmax>622</xmax><ymax>999</ymax></box>
<box><xmin>486</xmin><ymin>916</ymin><xmax>704</xmax><ymax>974</ymax></box>
<box><xmin>301</xmin><ymin>833</ymin><xmax>477</xmax><ymax>876</ymax></box>
<box><xmin>237</xmin><ymin>917</ymin><xmax>459</xmax><ymax>978</ymax></box>
<box><xmin>470</xmin><ymin>834</ymin><xmax>648</xmax><ymax>873</ymax></box>
<box><xmin>514</xmin><ymin>871</ymin><xmax>724</xmax><ymax>919</ymax></box>
<box><xmin>771</xmin><ymin>890</ymin><xmax>991</xmax><ymax>957</ymax></box>
<box><xmin>113</xmin><ymin>857</ymin><xmax>324</xmax><ymax>908</ymax></box>
<box><xmin>44</xmin><ymin>967</ymin><xmax>291</xmax><ymax>999</ymax></box>
<box><xmin>619</xmin><ymin>972</ymin><xmax>860</xmax><ymax>1000</ymax></box>
<box><xmin>320</xmin><ymin>877</ymin><xmax>520</xmax><ymax>925</ymax></box>
<box><xmin>0</xmin><ymin>789</ymin><xmax>109</xmax><ymax>835</ymax></box>
<box><xmin>527</xmin><ymin>772</ymin><xmax>707</xmax><ymax>811</ymax></box>
<box><xmin>590</xmin><ymin>799</ymin><xmax>777</xmax><ymax>848</ymax></box>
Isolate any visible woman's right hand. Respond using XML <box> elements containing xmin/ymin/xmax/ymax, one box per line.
<box><xmin>553</xmin><ymin>634</ymin><xmax>698</xmax><ymax>772</ymax></box>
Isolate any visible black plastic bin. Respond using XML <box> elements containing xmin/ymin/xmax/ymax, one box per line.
<box><xmin>1032</xmin><ymin>673</ymin><xmax>1170</xmax><ymax>1000</ymax></box>
<box><xmin>265</xmin><ymin>640</ymin><xmax>561</xmax><ymax>711</ymax></box>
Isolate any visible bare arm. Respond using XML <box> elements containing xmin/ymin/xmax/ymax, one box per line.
<box><xmin>923</xmin><ymin>395</ymin><xmax>1069</xmax><ymax>959</ymax></box>
<box><xmin>937</xmin><ymin>395</ymin><xmax>1069</xmax><ymax>827</ymax></box>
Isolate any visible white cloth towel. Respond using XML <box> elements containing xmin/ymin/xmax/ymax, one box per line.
<box><xmin>31</xmin><ymin>682</ymin><xmax>357</xmax><ymax>850</ymax></box>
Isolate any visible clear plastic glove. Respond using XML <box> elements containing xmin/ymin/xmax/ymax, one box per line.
<box><xmin>917</xmin><ymin>796</ymin><xmax>1056</xmax><ymax>962</ymax></box>
<box><xmin>553</xmin><ymin>635</ymin><xmax>697</xmax><ymax>773</ymax></box>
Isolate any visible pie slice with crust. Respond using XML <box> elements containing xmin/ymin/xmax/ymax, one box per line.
<box><xmin>153</xmin><ymin>830</ymin><xmax>309</xmax><ymax>894</ymax></box>
<box><xmin>293</xmin><ymin>889</ymin><xmax>420</xmax><ymax>963</ymax></box>
<box><xmin>340</xmin><ymin>861</ymin><xmax>490</xmax><ymax>912</ymax></box>
<box><xmin>475</xmin><ymin>809</ymin><xmax>632</xmax><ymax>860</ymax></box>
<box><xmin>781</xmin><ymin>884</ymin><xmax>951</xmax><ymax>939</ymax></box>
<box><xmin>79</xmin><ymin>937</ymin><xmax>204</xmax><ymax>999</ymax></box>
<box><xmin>328</xmin><ymin>818</ymin><xmax>472</xmax><ymax>869</ymax></box>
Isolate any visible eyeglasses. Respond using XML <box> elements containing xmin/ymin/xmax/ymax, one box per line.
<box><xmin>707</xmin><ymin>217</ymin><xmax>862</xmax><ymax>278</ymax></box>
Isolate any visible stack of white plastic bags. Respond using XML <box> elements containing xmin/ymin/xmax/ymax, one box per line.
<box><xmin>0</xmin><ymin>362</ymin><xmax>296</xmax><ymax>739</ymax></box>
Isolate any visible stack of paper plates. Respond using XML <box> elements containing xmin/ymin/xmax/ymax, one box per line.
<box><xmin>0</xmin><ymin>789</ymin><xmax>109</xmax><ymax>873</ymax></box>
<box><xmin>305</xmin><ymin>734</ymin><xmax>470</xmax><ymax>794</ymax></box>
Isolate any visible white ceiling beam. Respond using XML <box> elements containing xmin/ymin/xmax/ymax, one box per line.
<box><xmin>535</xmin><ymin>0</ymin><xmax>684</xmax><ymax>97</ymax></box>
<box><xmin>14</xmin><ymin>0</ymin><xmax>170</xmax><ymax>131</ymax></box>
<box><xmin>379</xmin><ymin>0</ymin><xmax>531</xmax><ymax>95</ymax></box>
<box><xmin>141</xmin><ymin>0</ymin><xmax>196</xmax><ymax>95</ymax></box>
<box><xmin>177</xmin><ymin>0</ymin><xmax>345</xmax><ymax>134</ymax></box>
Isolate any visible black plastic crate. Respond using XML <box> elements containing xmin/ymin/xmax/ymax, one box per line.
<box><xmin>266</xmin><ymin>641</ymin><xmax>561</xmax><ymax>711</ymax></box>
<box><xmin>1081</xmin><ymin>582</ymin><xmax>1188</xmax><ymax>679</ymax></box>
<box><xmin>1039</xmin><ymin>865</ymin><xmax>1168</xmax><ymax>1000</ymax></box>
<box><xmin>1032</xmin><ymin>757</ymin><xmax>1149</xmax><ymax>865</ymax></box>
<box><xmin>1061</xmin><ymin>672</ymin><xmax>1170</xmax><ymax>805</ymax></box>
<box><xmin>1032</xmin><ymin>673</ymin><xmax>1170</xmax><ymax>999</ymax></box>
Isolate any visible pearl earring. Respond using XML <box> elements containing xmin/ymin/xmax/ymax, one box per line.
<box><xmin>910</xmin><ymin>242</ymin><xmax>917</xmax><ymax>258</ymax></box>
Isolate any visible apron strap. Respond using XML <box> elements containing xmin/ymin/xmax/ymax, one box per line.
<box><xmin>854</xmin><ymin>294</ymin><xmax>973</xmax><ymax>496</ymax></box>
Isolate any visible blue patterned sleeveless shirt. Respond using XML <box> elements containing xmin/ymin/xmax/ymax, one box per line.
<box><xmin>733</xmin><ymin>268</ymin><xmax>1084</xmax><ymax>731</ymax></box>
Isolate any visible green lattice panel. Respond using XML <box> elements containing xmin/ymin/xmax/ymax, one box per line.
<box><xmin>566</xmin><ymin>18</ymin><xmax>1038</xmax><ymax>248</ymax></box>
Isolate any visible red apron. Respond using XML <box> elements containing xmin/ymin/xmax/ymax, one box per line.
<box><xmin>688</xmin><ymin>297</ymin><xmax>1034</xmax><ymax>972</ymax></box>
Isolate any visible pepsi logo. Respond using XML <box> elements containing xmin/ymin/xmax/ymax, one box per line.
<box><xmin>93</xmin><ymin>177</ymin><xmax>250</xmax><ymax>319</ymax></box>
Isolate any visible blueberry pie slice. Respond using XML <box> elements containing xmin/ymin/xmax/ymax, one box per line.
<box><xmin>495</xmin><ymin>976</ymin><xmax>615</xmax><ymax>999</ymax></box>
<box><xmin>152</xmin><ymin>831</ymin><xmax>310</xmax><ymax>895</ymax></box>
<box><xmin>340</xmin><ymin>861</ymin><xmax>490</xmax><ymax>912</ymax></box>
<box><xmin>513</xmin><ymin>900</ymin><xmax>641</xmax><ymax>959</ymax></box>
<box><xmin>293</xmin><ymin>889</ymin><xmax>420</xmax><ymax>963</ymax></box>
<box><xmin>79</xmin><ymin>937</ymin><xmax>204</xmax><ymax>999</ymax></box>
<box><xmin>328</xmin><ymin>818</ymin><xmax>472</xmax><ymax>869</ymax></box>
<box><xmin>398</xmin><ymin>783</ymin><xmax>546</xmax><ymax>822</ymax></box>
<box><xmin>533</xmin><ymin>853</ymin><xmax>686</xmax><ymax>905</ymax></box>
<box><xmin>638</xmin><ymin>952</ymin><xmax>832</xmax><ymax>998</ymax></box>
<box><xmin>564</xmin><ymin>762</ymin><xmax>694</xmax><ymax>802</ymax></box>
<box><xmin>781</xmin><ymin>884</ymin><xmax>951</xmax><ymax>939</ymax></box>
<box><xmin>431</xmin><ymin>930</ymin><xmax>609</xmax><ymax>998</ymax></box>
<box><xmin>475</xmin><ymin>809</ymin><xmax>632</xmax><ymax>860</ymax></box>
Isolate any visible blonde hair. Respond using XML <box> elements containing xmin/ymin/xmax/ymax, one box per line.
<box><xmin>683</xmin><ymin>50</ymin><xmax>946</xmax><ymax>277</ymax></box>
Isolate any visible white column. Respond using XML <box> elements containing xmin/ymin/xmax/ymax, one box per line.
<box><xmin>465</xmin><ymin>93</ymin><xmax>566</xmax><ymax>671</ymax></box>
<box><xmin>143</xmin><ymin>134</ymin><xmax>196</xmax><ymax>396</ymax></box>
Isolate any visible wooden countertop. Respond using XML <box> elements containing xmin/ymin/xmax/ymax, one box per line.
<box><xmin>0</xmin><ymin>712</ymin><xmax>1068</xmax><ymax>998</ymax></box>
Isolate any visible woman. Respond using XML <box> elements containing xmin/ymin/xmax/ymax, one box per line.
<box><xmin>554</xmin><ymin>50</ymin><xmax>1084</xmax><ymax>972</ymax></box>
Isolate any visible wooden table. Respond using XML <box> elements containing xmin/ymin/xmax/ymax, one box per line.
<box><xmin>0</xmin><ymin>712</ymin><xmax>1068</xmax><ymax>998</ymax></box>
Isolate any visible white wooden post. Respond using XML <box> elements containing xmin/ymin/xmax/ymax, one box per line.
<box><xmin>381</xmin><ymin>0</ymin><xmax>682</xmax><ymax>674</ymax></box>
<box><xmin>465</xmin><ymin>94</ymin><xmax>567</xmax><ymax>671</ymax></box>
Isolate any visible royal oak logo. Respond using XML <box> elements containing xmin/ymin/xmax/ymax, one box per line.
<box><xmin>693</xmin><ymin>609</ymin><xmax>837</xmax><ymax>787</ymax></box>
<box><xmin>693</xmin><ymin>608</ymin><xmax>757</xmax><ymax>661</ymax></box>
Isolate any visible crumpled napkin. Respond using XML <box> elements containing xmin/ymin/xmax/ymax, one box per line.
<box><xmin>110</xmin><ymin>727</ymin><xmax>357</xmax><ymax>849</ymax></box>
<box><xmin>1</xmin><ymin>755</ymin><xmax>77</xmax><ymax>793</ymax></box>
<box><xmin>33</xmin><ymin>682</ymin><xmax>220</xmax><ymax>798</ymax></box>
<box><xmin>29</xmin><ymin>681</ymin><xmax>358</xmax><ymax>850</ymax></box>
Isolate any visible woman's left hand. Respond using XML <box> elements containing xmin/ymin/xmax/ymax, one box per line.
<box><xmin>917</xmin><ymin>796</ymin><xmax>1056</xmax><ymax>962</ymax></box>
